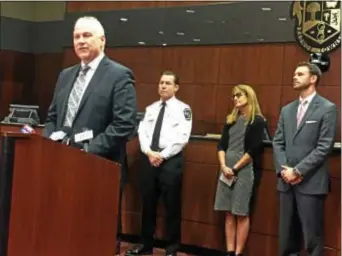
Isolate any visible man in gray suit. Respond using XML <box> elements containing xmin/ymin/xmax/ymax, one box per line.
<box><xmin>43</xmin><ymin>16</ymin><xmax>137</xmax><ymax>255</ymax></box>
<box><xmin>273</xmin><ymin>61</ymin><xmax>338</xmax><ymax>256</ymax></box>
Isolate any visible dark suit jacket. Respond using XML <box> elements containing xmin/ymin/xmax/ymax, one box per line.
<box><xmin>272</xmin><ymin>93</ymin><xmax>338</xmax><ymax>195</ymax></box>
<box><xmin>42</xmin><ymin>56</ymin><xmax>137</xmax><ymax>182</ymax></box>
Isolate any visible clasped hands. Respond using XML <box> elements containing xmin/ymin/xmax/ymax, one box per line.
<box><xmin>147</xmin><ymin>151</ymin><xmax>165</xmax><ymax>167</ymax></box>
<box><xmin>221</xmin><ymin>165</ymin><xmax>235</xmax><ymax>179</ymax></box>
<box><xmin>281</xmin><ymin>165</ymin><xmax>303</xmax><ymax>185</ymax></box>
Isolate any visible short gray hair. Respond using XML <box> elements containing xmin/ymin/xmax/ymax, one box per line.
<box><xmin>74</xmin><ymin>16</ymin><xmax>105</xmax><ymax>37</ymax></box>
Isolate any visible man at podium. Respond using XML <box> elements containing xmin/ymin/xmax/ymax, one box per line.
<box><xmin>42</xmin><ymin>16</ymin><xmax>137</xmax><ymax>253</ymax></box>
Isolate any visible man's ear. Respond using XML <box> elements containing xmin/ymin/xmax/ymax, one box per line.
<box><xmin>310</xmin><ymin>74</ymin><xmax>318</xmax><ymax>84</ymax></box>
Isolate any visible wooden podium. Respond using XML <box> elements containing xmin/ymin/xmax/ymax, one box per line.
<box><xmin>0</xmin><ymin>132</ymin><xmax>121</xmax><ymax>256</ymax></box>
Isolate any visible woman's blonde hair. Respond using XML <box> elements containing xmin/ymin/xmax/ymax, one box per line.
<box><xmin>226</xmin><ymin>84</ymin><xmax>264</xmax><ymax>124</ymax></box>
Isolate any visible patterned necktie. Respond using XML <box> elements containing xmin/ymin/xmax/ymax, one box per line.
<box><xmin>151</xmin><ymin>102</ymin><xmax>166</xmax><ymax>151</ymax></box>
<box><xmin>64</xmin><ymin>65</ymin><xmax>90</xmax><ymax>127</ymax></box>
<box><xmin>297</xmin><ymin>100</ymin><xmax>308</xmax><ymax>128</ymax></box>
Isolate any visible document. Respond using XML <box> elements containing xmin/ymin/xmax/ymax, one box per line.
<box><xmin>219</xmin><ymin>173</ymin><xmax>237</xmax><ymax>187</ymax></box>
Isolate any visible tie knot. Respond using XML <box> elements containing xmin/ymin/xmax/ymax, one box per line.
<box><xmin>301</xmin><ymin>100</ymin><xmax>308</xmax><ymax>106</ymax></box>
<box><xmin>161</xmin><ymin>102</ymin><xmax>166</xmax><ymax>107</ymax></box>
<box><xmin>81</xmin><ymin>65</ymin><xmax>90</xmax><ymax>75</ymax></box>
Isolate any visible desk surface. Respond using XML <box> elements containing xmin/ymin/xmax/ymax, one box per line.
<box><xmin>1</xmin><ymin>122</ymin><xmax>341</xmax><ymax>151</ymax></box>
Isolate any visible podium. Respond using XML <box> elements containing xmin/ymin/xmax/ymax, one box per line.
<box><xmin>0</xmin><ymin>132</ymin><xmax>121</xmax><ymax>256</ymax></box>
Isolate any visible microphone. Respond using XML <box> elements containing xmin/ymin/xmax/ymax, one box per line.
<box><xmin>61</xmin><ymin>126</ymin><xmax>73</xmax><ymax>145</ymax></box>
<box><xmin>49</xmin><ymin>126</ymin><xmax>73</xmax><ymax>144</ymax></box>
<box><xmin>74</xmin><ymin>128</ymin><xmax>94</xmax><ymax>152</ymax></box>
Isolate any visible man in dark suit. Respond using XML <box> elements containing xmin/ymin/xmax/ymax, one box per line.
<box><xmin>42</xmin><ymin>16</ymin><xmax>137</xmax><ymax>254</ymax></box>
<box><xmin>273</xmin><ymin>61</ymin><xmax>338</xmax><ymax>256</ymax></box>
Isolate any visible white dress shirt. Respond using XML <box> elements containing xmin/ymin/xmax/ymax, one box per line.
<box><xmin>138</xmin><ymin>96</ymin><xmax>193</xmax><ymax>159</ymax></box>
<box><xmin>80</xmin><ymin>51</ymin><xmax>105</xmax><ymax>89</ymax></box>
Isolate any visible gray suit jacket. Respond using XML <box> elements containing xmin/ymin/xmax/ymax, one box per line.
<box><xmin>42</xmin><ymin>56</ymin><xmax>137</xmax><ymax>182</ymax></box>
<box><xmin>272</xmin><ymin>93</ymin><xmax>338</xmax><ymax>195</ymax></box>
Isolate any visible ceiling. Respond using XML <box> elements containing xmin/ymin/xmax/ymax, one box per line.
<box><xmin>65</xmin><ymin>1</ymin><xmax>296</xmax><ymax>47</ymax></box>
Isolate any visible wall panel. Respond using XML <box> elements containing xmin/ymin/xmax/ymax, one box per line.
<box><xmin>66</xmin><ymin>1</ymin><xmax>220</xmax><ymax>12</ymax></box>
<box><xmin>0</xmin><ymin>51</ymin><xmax>36</xmax><ymax>118</ymax></box>
<box><xmin>62</xmin><ymin>43</ymin><xmax>341</xmax><ymax>139</ymax></box>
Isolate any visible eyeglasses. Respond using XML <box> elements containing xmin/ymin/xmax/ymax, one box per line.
<box><xmin>232</xmin><ymin>92</ymin><xmax>245</xmax><ymax>100</ymax></box>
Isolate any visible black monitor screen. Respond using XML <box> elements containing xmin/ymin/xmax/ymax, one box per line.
<box><xmin>12</xmin><ymin>109</ymin><xmax>31</xmax><ymax>118</ymax></box>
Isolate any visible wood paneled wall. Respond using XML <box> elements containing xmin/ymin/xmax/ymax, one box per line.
<box><xmin>66</xmin><ymin>1</ymin><xmax>224</xmax><ymax>12</ymax></box>
<box><xmin>33</xmin><ymin>53</ymin><xmax>63</xmax><ymax>120</ymax></box>
<box><xmin>0</xmin><ymin>51</ymin><xmax>62</xmax><ymax>120</ymax></box>
<box><xmin>63</xmin><ymin>44</ymin><xmax>341</xmax><ymax>140</ymax></box>
<box><xmin>63</xmin><ymin>2</ymin><xmax>340</xmax><ymax>140</ymax></box>
<box><xmin>0</xmin><ymin>51</ymin><xmax>35</xmax><ymax>118</ymax></box>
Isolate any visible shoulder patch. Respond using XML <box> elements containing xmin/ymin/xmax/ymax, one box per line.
<box><xmin>183</xmin><ymin>108</ymin><xmax>192</xmax><ymax>121</ymax></box>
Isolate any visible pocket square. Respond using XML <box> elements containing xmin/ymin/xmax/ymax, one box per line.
<box><xmin>305</xmin><ymin>120</ymin><xmax>317</xmax><ymax>123</ymax></box>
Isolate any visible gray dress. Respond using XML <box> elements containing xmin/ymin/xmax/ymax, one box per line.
<box><xmin>214</xmin><ymin>116</ymin><xmax>254</xmax><ymax>216</ymax></box>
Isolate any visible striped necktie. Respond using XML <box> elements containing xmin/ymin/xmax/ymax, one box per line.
<box><xmin>64</xmin><ymin>65</ymin><xmax>90</xmax><ymax>127</ymax></box>
<box><xmin>297</xmin><ymin>100</ymin><xmax>308</xmax><ymax>128</ymax></box>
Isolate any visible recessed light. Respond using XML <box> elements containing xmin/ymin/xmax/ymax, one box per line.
<box><xmin>158</xmin><ymin>31</ymin><xmax>164</xmax><ymax>35</ymax></box>
<box><xmin>120</xmin><ymin>17</ymin><xmax>128</xmax><ymax>22</ymax></box>
<box><xmin>138</xmin><ymin>41</ymin><xmax>145</xmax><ymax>45</ymax></box>
<box><xmin>257</xmin><ymin>38</ymin><xmax>265</xmax><ymax>41</ymax></box>
<box><xmin>193</xmin><ymin>38</ymin><xmax>201</xmax><ymax>42</ymax></box>
<box><xmin>261</xmin><ymin>7</ymin><xmax>272</xmax><ymax>11</ymax></box>
<box><xmin>278</xmin><ymin>17</ymin><xmax>287</xmax><ymax>21</ymax></box>
<box><xmin>162</xmin><ymin>43</ymin><xmax>167</xmax><ymax>46</ymax></box>
<box><xmin>243</xmin><ymin>32</ymin><xmax>250</xmax><ymax>35</ymax></box>
<box><xmin>186</xmin><ymin>9</ymin><xmax>195</xmax><ymax>13</ymax></box>
<box><xmin>176</xmin><ymin>32</ymin><xmax>185</xmax><ymax>36</ymax></box>
<box><xmin>205</xmin><ymin>20</ymin><xmax>214</xmax><ymax>24</ymax></box>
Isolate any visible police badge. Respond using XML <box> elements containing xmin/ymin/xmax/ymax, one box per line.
<box><xmin>291</xmin><ymin>0</ymin><xmax>341</xmax><ymax>54</ymax></box>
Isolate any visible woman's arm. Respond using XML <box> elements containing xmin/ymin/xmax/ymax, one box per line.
<box><xmin>217</xmin><ymin>124</ymin><xmax>234</xmax><ymax>177</ymax></box>
<box><xmin>232</xmin><ymin>116</ymin><xmax>266</xmax><ymax>173</ymax></box>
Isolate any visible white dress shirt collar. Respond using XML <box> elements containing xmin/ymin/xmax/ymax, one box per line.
<box><xmin>299</xmin><ymin>90</ymin><xmax>316</xmax><ymax>105</ymax></box>
<box><xmin>159</xmin><ymin>96</ymin><xmax>177</xmax><ymax>107</ymax></box>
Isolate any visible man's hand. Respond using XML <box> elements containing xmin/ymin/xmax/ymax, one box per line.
<box><xmin>290</xmin><ymin>176</ymin><xmax>303</xmax><ymax>185</ymax></box>
<box><xmin>281</xmin><ymin>165</ymin><xmax>303</xmax><ymax>185</ymax></box>
<box><xmin>147</xmin><ymin>151</ymin><xmax>164</xmax><ymax>167</ymax></box>
<box><xmin>221</xmin><ymin>165</ymin><xmax>234</xmax><ymax>179</ymax></box>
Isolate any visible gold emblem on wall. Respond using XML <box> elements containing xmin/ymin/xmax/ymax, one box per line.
<box><xmin>291</xmin><ymin>0</ymin><xmax>341</xmax><ymax>54</ymax></box>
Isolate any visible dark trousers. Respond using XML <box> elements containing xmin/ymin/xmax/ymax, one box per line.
<box><xmin>279</xmin><ymin>190</ymin><xmax>326</xmax><ymax>256</ymax></box>
<box><xmin>139</xmin><ymin>152</ymin><xmax>183</xmax><ymax>251</ymax></box>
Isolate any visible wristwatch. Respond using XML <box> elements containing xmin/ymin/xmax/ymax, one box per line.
<box><xmin>232</xmin><ymin>167</ymin><xmax>238</xmax><ymax>175</ymax></box>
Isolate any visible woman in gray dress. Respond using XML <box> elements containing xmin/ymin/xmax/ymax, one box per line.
<box><xmin>214</xmin><ymin>84</ymin><xmax>266</xmax><ymax>256</ymax></box>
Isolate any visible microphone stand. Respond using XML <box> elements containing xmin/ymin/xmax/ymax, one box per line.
<box><xmin>83</xmin><ymin>141</ymin><xmax>89</xmax><ymax>152</ymax></box>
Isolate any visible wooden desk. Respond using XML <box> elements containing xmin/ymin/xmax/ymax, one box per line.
<box><xmin>0</xmin><ymin>131</ymin><xmax>121</xmax><ymax>256</ymax></box>
<box><xmin>0</xmin><ymin>123</ymin><xmax>44</xmax><ymax>134</ymax></box>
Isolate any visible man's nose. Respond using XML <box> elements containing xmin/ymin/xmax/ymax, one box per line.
<box><xmin>77</xmin><ymin>36</ymin><xmax>86</xmax><ymax>43</ymax></box>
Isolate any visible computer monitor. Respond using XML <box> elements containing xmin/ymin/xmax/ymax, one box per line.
<box><xmin>2</xmin><ymin>104</ymin><xmax>40</xmax><ymax>126</ymax></box>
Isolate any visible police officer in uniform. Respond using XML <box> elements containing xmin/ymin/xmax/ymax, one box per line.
<box><xmin>125</xmin><ymin>71</ymin><xmax>192</xmax><ymax>256</ymax></box>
